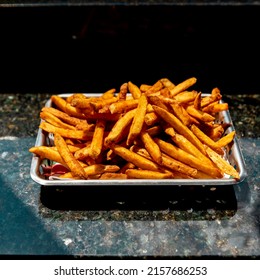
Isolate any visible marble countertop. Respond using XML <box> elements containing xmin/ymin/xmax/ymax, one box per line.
<box><xmin>0</xmin><ymin>93</ymin><xmax>259</xmax><ymax>258</ymax></box>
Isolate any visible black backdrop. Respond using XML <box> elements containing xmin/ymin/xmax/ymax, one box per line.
<box><xmin>0</xmin><ymin>5</ymin><xmax>259</xmax><ymax>94</ymax></box>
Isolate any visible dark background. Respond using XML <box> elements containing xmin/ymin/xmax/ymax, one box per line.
<box><xmin>0</xmin><ymin>5</ymin><xmax>259</xmax><ymax>94</ymax></box>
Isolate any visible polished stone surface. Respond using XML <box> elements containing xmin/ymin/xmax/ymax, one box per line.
<box><xmin>0</xmin><ymin>93</ymin><xmax>259</xmax><ymax>257</ymax></box>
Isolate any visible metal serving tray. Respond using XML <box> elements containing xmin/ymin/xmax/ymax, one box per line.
<box><xmin>30</xmin><ymin>93</ymin><xmax>247</xmax><ymax>186</ymax></box>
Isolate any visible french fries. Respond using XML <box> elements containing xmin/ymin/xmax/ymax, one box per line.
<box><xmin>29</xmin><ymin>77</ymin><xmax>241</xmax><ymax>181</ymax></box>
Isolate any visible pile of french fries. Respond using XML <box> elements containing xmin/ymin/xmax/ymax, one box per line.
<box><xmin>29</xmin><ymin>77</ymin><xmax>240</xmax><ymax>180</ymax></box>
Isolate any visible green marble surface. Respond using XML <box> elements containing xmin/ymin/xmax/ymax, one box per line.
<box><xmin>0</xmin><ymin>93</ymin><xmax>259</xmax><ymax>257</ymax></box>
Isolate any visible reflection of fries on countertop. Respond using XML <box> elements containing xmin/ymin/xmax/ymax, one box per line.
<box><xmin>29</xmin><ymin>76</ymin><xmax>241</xmax><ymax>181</ymax></box>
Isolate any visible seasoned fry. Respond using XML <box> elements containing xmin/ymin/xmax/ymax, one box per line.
<box><xmin>126</xmin><ymin>94</ymin><xmax>148</xmax><ymax>146</ymax></box>
<box><xmin>140</xmin><ymin>130</ymin><xmax>162</xmax><ymax>164</ymax></box>
<box><xmin>54</xmin><ymin>133</ymin><xmax>88</xmax><ymax>179</ymax></box>
<box><xmin>216</xmin><ymin>131</ymin><xmax>236</xmax><ymax>148</ymax></box>
<box><xmin>104</xmin><ymin>108</ymin><xmax>137</xmax><ymax>147</ymax></box>
<box><xmin>109</xmin><ymin>99</ymin><xmax>138</xmax><ymax>114</ymax></box>
<box><xmin>205</xmin><ymin>146</ymin><xmax>240</xmax><ymax>179</ymax></box>
<box><xmin>112</xmin><ymin>145</ymin><xmax>162</xmax><ymax>171</ymax></box>
<box><xmin>40</xmin><ymin>111</ymin><xmax>76</xmax><ymax>130</ymax></box>
<box><xmin>128</xmin><ymin>81</ymin><xmax>142</xmax><ymax>99</ymax></box>
<box><xmin>190</xmin><ymin>124</ymin><xmax>224</xmax><ymax>155</ymax></box>
<box><xmin>29</xmin><ymin>146</ymin><xmax>67</xmax><ymax>167</ymax></box>
<box><xmin>126</xmin><ymin>169</ymin><xmax>173</xmax><ymax>179</ymax></box>
<box><xmin>155</xmin><ymin>138</ymin><xmax>223</xmax><ymax>178</ymax></box>
<box><xmin>169</xmin><ymin>77</ymin><xmax>197</xmax><ymax>97</ymax></box>
<box><xmin>152</xmin><ymin>105</ymin><xmax>206</xmax><ymax>155</ymax></box>
<box><xmin>60</xmin><ymin>164</ymin><xmax>120</xmax><ymax>179</ymax></box>
<box><xmin>40</xmin><ymin>122</ymin><xmax>94</xmax><ymax>140</ymax></box>
<box><xmin>89</xmin><ymin>119</ymin><xmax>106</xmax><ymax>159</ymax></box>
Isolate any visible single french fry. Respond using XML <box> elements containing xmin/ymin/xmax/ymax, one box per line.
<box><xmin>171</xmin><ymin>133</ymin><xmax>215</xmax><ymax>167</ymax></box>
<box><xmin>128</xmin><ymin>81</ymin><xmax>142</xmax><ymax>99</ymax></box>
<box><xmin>101</xmin><ymin>88</ymin><xmax>116</xmax><ymax>99</ymax></box>
<box><xmin>169</xmin><ymin>77</ymin><xmax>197</xmax><ymax>97</ymax></box>
<box><xmin>144</xmin><ymin>80</ymin><xmax>164</xmax><ymax>96</ymax></box>
<box><xmin>173</xmin><ymin>90</ymin><xmax>198</xmax><ymax>104</ymax></box>
<box><xmin>90</xmin><ymin>96</ymin><xmax>118</xmax><ymax>111</ymax></box>
<box><xmin>51</xmin><ymin>95</ymin><xmax>87</xmax><ymax>118</ymax></box>
<box><xmin>202</xmin><ymin>102</ymin><xmax>229</xmax><ymax>114</ymax></box>
<box><xmin>104</xmin><ymin>108</ymin><xmax>137</xmax><ymax>147</ymax></box>
<box><xmin>186</xmin><ymin>105</ymin><xmax>215</xmax><ymax>122</ymax></box>
<box><xmin>99</xmin><ymin>173</ymin><xmax>128</xmax><ymax>180</ymax></box>
<box><xmin>201</xmin><ymin>87</ymin><xmax>222</xmax><ymax>108</ymax></box>
<box><xmin>193</xmin><ymin>91</ymin><xmax>202</xmax><ymax>110</ymax></box>
<box><xmin>160</xmin><ymin>77</ymin><xmax>175</xmax><ymax>91</ymax></box>
<box><xmin>205</xmin><ymin>146</ymin><xmax>240</xmax><ymax>179</ymax></box>
<box><xmin>118</xmin><ymin>82</ymin><xmax>128</xmax><ymax>100</ymax></box>
<box><xmin>191</xmin><ymin>124</ymin><xmax>224</xmax><ymax>155</ymax></box>
<box><xmin>29</xmin><ymin>146</ymin><xmax>67</xmax><ymax>167</ymax></box>
<box><xmin>140</xmin><ymin>130</ymin><xmax>162</xmax><ymax>164</ymax></box>
<box><xmin>155</xmin><ymin>138</ymin><xmax>223</xmax><ymax>178</ymax></box>
<box><xmin>112</xmin><ymin>145</ymin><xmax>162</xmax><ymax>171</ymax></box>
<box><xmin>40</xmin><ymin>111</ymin><xmax>76</xmax><ymax>130</ymax></box>
<box><xmin>144</xmin><ymin>112</ymin><xmax>160</xmax><ymax>126</ymax></box>
<box><xmin>152</xmin><ymin>105</ymin><xmax>206</xmax><ymax>155</ymax></box>
<box><xmin>42</xmin><ymin>107</ymin><xmax>92</xmax><ymax>131</ymax></box>
<box><xmin>170</xmin><ymin>101</ymin><xmax>192</xmax><ymax>126</ymax></box>
<box><xmin>60</xmin><ymin>164</ymin><xmax>120</xmax><ymax>179</ymax></box>
<box><xmin>109</xmin><ymin>99</ymin><xmax>138</xmax><ymax>114</ymax></box>
<box><xmin>40</xmin><ymin>122</ymin><xmax>94</xmax><ymax>140</ymax></box>
<box><xmin>126</xmin><ymin>169</ymin><xmax>173</xmax><ymax>179</ymax></box>
<box><xmin>216</xmin><ymin>131</ymin><xmax>236</xmax><ymax>148</ymax></box>
<box><xmin>161</xmin><ymin>153</ymin><xmax>198</xmax><ymax>178</ymax></box>
<box><xmin>54</xmin><ymin>133</ymin><xmax>88</xmax><ymax>179</ymax></box>
<box><xmin>126</xmin><ymin>94</ymin><xmax>148</xmax><ymax>146</ymax></box>
<box><xmin>89</xmin><ymin>119</ymin><xmax>106</xmax><ymax>159</ymax></box>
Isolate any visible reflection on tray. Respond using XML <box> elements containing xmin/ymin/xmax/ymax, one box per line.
<box><xmin>39</xmin><ymin>184</ymin><xmax>237</xmax><ymax>221</ymax></box>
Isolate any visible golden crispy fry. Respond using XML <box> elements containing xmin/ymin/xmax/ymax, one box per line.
<box><xmin>140</xmin><ymin>84</ymin><xmax>151</xmax><ymax>92</ymax></box>
<box><xmin>193</xmin><ymin>91</ymin><xmax>202</xmax><ymax>110</ymax></box>
<box><xmin>89</xmin><ymin>119</ymin><xmax>106</xmax><ymax>159</ymax></box>
<box><xmin>51</xmin><ymin>95</ymin><xmax>87</xmax><ymax>118</ymax></box>
<box><xmin>60</xmin><ymin>164</ymin><xmax>120</xmax><ymax>179</ymax></box>
<box><xmin>216</xmin><ymin>131</ymin><xmax>236</xmax><ymax>148</ymax></box>
<box><xmin>152</xmin><ymin>105</ymin><xmax>206</xmax><ymax>155</ymax></box>
<box><xmin>126</xmin><ymin>94</ymin><xmax>148</xmax><ymax>146</ymax></box>
<box><xmin>66</xmin><ymin>93</ymin><xmax>87</xmax><ymax>104</ymax></box>
<box><xmin>40</xmin><ymin>122</ymin><xmax>94</xmax><ymax>140</ymax></box>
<box><xmin>155</xmin><ymin>138</ymin><xmax>223</xmax><ymax>178</ymax></box>
<box><xmin>160</xmin><ymin>78</ymin><xmax>175</xmax><ymax>91</ymax></box>
<box><xmin>170</xmin><ymin>101</ymin><xmax>192</xmax><ymax>126</ymax></box>
<box><xmin>140</xmin><ymin>130</ymin><xmax>162</xmax><ymax>164</ymax></box>
<box><xmin>126</xmin><ymin>169</ymin><xmax>173</xmax><ymax>179</ymax></box>
<box><xmin>118</xmin><ymin>83</ymin><xmax>128</xmax><ymax>100</ymax></box>
<box><xmin>109</xmin><ymin>99</ymin><xmax>138</xmax><ymax>114</ymax></box>
<box><xmin>144</xmin><ymin>80</ymin><xmax>164</xmax><ymax>96</ymax></box>
<box><xmin>201</xmin><ymin>87</ymin><xmax>222</xmax><ymax>108</ymax></box>
<box><xmin>99</xmin><ymin>173</ymin><xmax>128</xmax><ymax>180</ymax></box>
<box><xmin>104</xmin><ymin>108</ymin><xmax>137</xmax><ymax>147</ymax></box>
<box><xmin>42</xmin><ymin>107</ymin><xmax>92</xmax><ymax>131</ymax></box>
<box><xmin>128</xmin><ymin>81</ymin><xmax>142</xmax><ymax>99</ymax></box>
<box><xmin>169</xmin><ymin>77</ymin><xmax>197</xmax><ymax>97</ymax></box>
<box><xmin>202</xmin><ymin>102</ymin><xmax>229</xmax><ymax>114</ymax></box>
<box><xmin>112</xmin><ymin>145</ymin><xmax>162</xmax><ymax>171</ymax></box>
<box><xmin>205</xmin><ymin>146</ymin><xmax>240</xmax><ymax>179</ymax></box>
<box><xmin>171</xmin><ymin>133</ymin><xmax>215</xmax><ymax>167</ymax></box>
<box><xmin>190</xmin><ymin>124</ymin><xmax>224</xmax><ymax>155</ymax></box>
<box><xmin>119</xmin><ymin>162</ymin><xmax>136</xmax><ymax>174</ymax></box>
<box><xmin>54</xmin><ymin>133</ymin><xmax>88</xmax><ymax>179</ymax></box>
<box><xmin>186</xmin><ymin>105</ymin><xmax>215</xmax><ymax>122</ymax></box>
<box><xmin>161</xmin><ymin>153</ymin><xmax>197</xmax><ymax>178</ymax></box>
<box><xmin>29</xmin><ymin>146</ymin><xmax>67</xmax><ymax>167</ymax></box>
<box><xmin>90</xmin><ymin>96</ymin><xmax>118</xmax><ymax>111</ymax></box>
<box><xmin>101</xmin><ymin>88</ymin><xmax>116</xmax><ymax>99</ymax></box>
<box><xmin>40</xmin><ymin>111</ymin><xmax>76</xmax><ymax>130</ymax></box>
<box><xmin>144</xmin><ymin>112</ymin><xmax>160</xmax><ymax>126</ymax></box>
<box><xmin>173</xmin><ymin>90</ymin><xmax>198</xmax><ymax>104</ymax></box>
<box><xmin>148</xmin><ymin>95</ymin><xmax>169</xmax><ymax>110</ymax></box>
